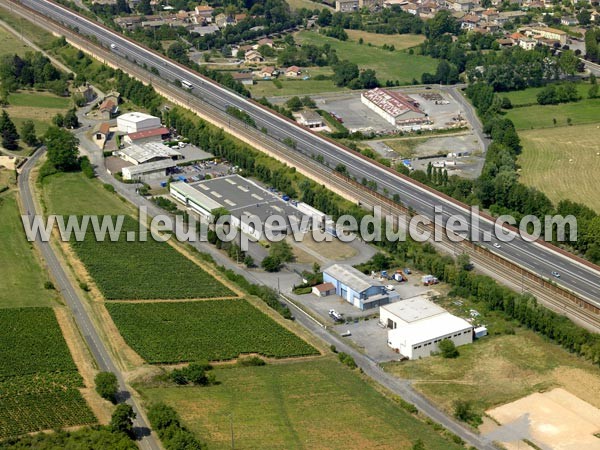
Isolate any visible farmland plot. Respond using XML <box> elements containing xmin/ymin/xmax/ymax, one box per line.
<box><xmin>0</xmin><ymin>309</ymin><xmax>95</xmax><ymax>439</ymax></box>
<box><xmin>106</xmin><ymin>299</ymin><xmax>318</xmax><ymax>363</ymax></box>
<box><xmin>69</xmin><ymin>216</ymin><xmax>234</xmax><ymax>300</ymax></box>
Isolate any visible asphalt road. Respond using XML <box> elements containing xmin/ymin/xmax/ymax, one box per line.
<box><xmin>15</xmin><ymin>3</ymin><xmax>600</xmax><ymax>302</ymax></box>
<box><xmin>18</xmin><ymin>150</ymin><xmax>161</xmax><ymax>450</ymax></box>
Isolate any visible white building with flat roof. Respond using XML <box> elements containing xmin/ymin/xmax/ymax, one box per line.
<box><xmin>380</xmin><ymin>295</ymin><xmax>473</xmax><ymax>359</ymax></box>
<box><xmin>117</xmin><ymin>112</ymin><xmax>162</xmax><ymax>134</ymax></box>
<box><xmin>361</xmin><ymin>88</ymin><xmax>428</xmax><ymax>127</ymax></box>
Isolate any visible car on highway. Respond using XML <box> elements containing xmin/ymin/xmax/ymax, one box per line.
<box><xmin>110</xmin><ymin>43</ymin><xmax>116</xmax><ymax>49</ymax></box>
<box><xmin>551</xmin><ymin>271</ymin><xmax>561</xmax><ymax>278</ymax></box>
<box><xmin>493</xmin><ymin>243</ymin><xmax>501</xmax><ymax>249</ymax></box>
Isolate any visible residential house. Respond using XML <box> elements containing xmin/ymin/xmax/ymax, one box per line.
<box><xmin>460</xmin><ymin>14</ymin><xmax>481</xmax><ymax>29</ymax></box>
<box><xmin>257</xmin><ymin>38</ymin><xmax>274</xmax><ymax>48</ymax></box>
<box><xmin>336</xmin><ymin>0</ymin><xmax>359</xmax><ymax>12</ymax></box>
<box><xmin>447</xmin><ymin>0</ymin><xmax>473</xmax><ymax>13</ymax></box>
<box><xmin>284</xmin><ymin>66</ymin><xmax>302</xmax><ymax>77</ymax></box>
<box><xmin>244</xmin><ymin>50</ymin><xmax>264</xmax><ymax>63</ymax></box>
<box><xmin>194</xmin><ymin>5</ymin><xmax>214</xmax><ymax>23</ymax></box>
<box><xmin>257</xmin><ymin>66</ymin><xmax>277</xmax><ymax>78</ymax></box>
<box><xmin>231</xmin><ymin>72</ymin><xmax>254</xmax><ymax>85</ymax></box>
<box><xmin>77</xmin><ymin>84</ymin><xmax>96</xmax><ymax>104</ymax></box>
<box><xmin>215</xmin><ymin>13</ymin><xmax>235</xmax><ymax>28</ymax></box>
<box><xmin>297</xmin><ymin>110</ymin><xmax>324</xmax><ymax>128</ymax></box>
<box><xmin>561</xmin><ymin>16</ymin><xmax>578</xmax><ymax>26</ymax></box>
<box><xmin>98</xmin><ymin>99</ymin><xmax>118</xmax><ymax>120</ymax></box>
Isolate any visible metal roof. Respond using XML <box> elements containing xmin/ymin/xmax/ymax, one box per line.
<box><xmin>381</xmin><ymin>295</ymin><xmax>445</xmax><ymax>323</ymax></box>
<box><xmin>324</xmin><ymin>264</ymin><xmax>383</xmax><ymax>293</ymax></box>
<box><xmin>122</xmin><ymin>159</ymin><xmax>176</xmax><ymax>177</ymax></box>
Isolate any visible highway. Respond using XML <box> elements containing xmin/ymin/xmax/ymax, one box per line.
<box><xmin>18</xmin><ymin>150</ymin><xmax>161</xmax><ymax>450</ymax></box>
<box><xmin>17</xmin><ymin>0</ymin><xmax>600</xmax><ymax>306</ymax></box>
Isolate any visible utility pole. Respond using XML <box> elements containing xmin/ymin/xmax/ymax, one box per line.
<box><xmin>230</xmin><ymin>413</ymin><xmax>235</xmax><ymax>450</ymax></box>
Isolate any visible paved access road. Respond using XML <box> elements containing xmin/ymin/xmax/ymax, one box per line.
<box><xmin>18</xmin><ymin>150</ymin><xmax>161</xmax><ymax>450</ymax></box>
<box><xmin>15</xmin><ymin>2</ymin><xmax>600</xmax><ymax>303</ymax></box>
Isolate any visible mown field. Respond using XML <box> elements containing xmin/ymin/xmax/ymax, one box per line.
<box><xmin>138</xmin><ymin>358</ymin><xmax>463</xmax><ymax>450</ymax></box>
<box><xmin>344</xmin><ymin>30</ymin><xmax>426</xmax><ymax>49</ymax></box>
<box><xmin>69</xmin><ymin>215</ymin><xmax>234</xmax><ymax>300</ymax></box>
<box><xmin>0</xmin><ymin>193</ymin><xmax>56</xmax><ymax>308</ymax></box>
<box><xmin>249</xmin><ymin>66</ymin><xmax>346</xmax><ymax>98</ymax></box>
<box><xmin>106</xmin><ymin>299</ymin><xmax>318</xmax><ymax>363</ymax></box>
<box><xmin>517</xmin><ymin>123</ymin><xmax>600</xmax><ymax>213</ymax></box>
<box><xmin>0</xmin><ymin>23</ymin><xmax>33</xmax><ymax>57</ymax></box>
<box><xmin>0</xmin><ymin>308</ymin><xmax>95</xmax><ymax>439</ymax></box>
<box><xmin>505</xmin><ymin>97</ymin><xmax>600</xmax><ymax>130</ymax></box>
<box><xmin>501</xmin><ymin>82</ymin><xmax>592</xmax><ymax>106</ymax></box>
<box><xmin>295</xmin><ymin>31</ymin><xmax>437</xmax><ymax>84</ymax></box>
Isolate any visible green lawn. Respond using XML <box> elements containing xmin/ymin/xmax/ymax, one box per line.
<box><xmin>286</xmin><ymin>0</ymin><xmax>333</xmax><ymax>10</ymax></box>
<box><xmin>8</xmin><ymin>92</ymin><xmax>72</xmax><ymax>109</ymax></box>
<box><xmin>138</xmin><ymin>358</ymin><xmax>463</xmax><ymax>450</ymax></box>
<box><xmin>295</xmin><ymin>31</ymin><xmax>437</xmax><ymax>84</ymax></box>
<box><xmin>505</xmin><ymin>98</ymin><xmax>600</xmax><ymax>130</ymax></box>
<box><xmin>250</xmin><ymin>74</ymin><xmax>347</xmax><ymax>98</ymax></box>
<box><xmin>42</xmin><ymin>172</ymin><xmax>130</xmax><ymax>216</ymax></box>
<box><xmin>0</xmin><ymin>25</ymin><xmax>33</xmax><ymax>57</ymax></box>
<box><xmin>345</xmin><ymin>30</ymin><xmax>425</xmax><ymax>50</ymax></box>
<box><xmin>0</xmin><ymin>9</ymin><xmax>55</xmax><ymax>49</ymax></box>
<box><xmin>0</xmin><ymin>192</ymin><xmax>55</xmax><ymax>308</ymax></box>
<box><xmin>501</xmin><ymin>82</ymin><xmax>593</xmax><ymax>106</ymax></box>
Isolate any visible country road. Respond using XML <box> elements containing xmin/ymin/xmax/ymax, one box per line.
<box><xmin>18</xmin><ymin>150</ymin><xmax>162</xmax><ymax>450</ymax></box>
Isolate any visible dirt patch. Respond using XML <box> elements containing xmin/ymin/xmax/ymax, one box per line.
<box><xmin>0</xmin><ymin>156</ymin><xmax>17</xmax><ymax>170</ymax></box>
<box><xmin>485</xmin><ymin>388</ymin><xmax>600</xmax><ymax>450</ymax></box>
<box><xmin>552</xmin><ymin>366</ymin><xmax>600</xmax><ymax>410</ymax></box>
<box><xmin>295</xmin><ymin>233</ymin><xmax>358</xmax><ymax>262</ymax></box>
<box><xmin>53</xmin><ymin>306</ymin><xmax>112</xmax><ymax>425</ymax></box>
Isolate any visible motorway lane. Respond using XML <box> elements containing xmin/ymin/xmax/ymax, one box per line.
<box><xmin>20</xmin><ymin>0</ymin><xmax>600</xmax><ymax>304</ymax></box>
<box><xmin>18</xmin><ymin>150</ymin><xmax>161</xmax><ymax>450</ymax></box>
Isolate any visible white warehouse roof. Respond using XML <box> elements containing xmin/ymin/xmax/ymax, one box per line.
<box><xmin>117</xmin><ymin>112</ymin><xmax>159</xmax><ymax>123</ymax></box>
<box><xmin>119</xmin><ymin>143</ymin><xmax>182</xmax><ymax>165</ymax></box>
<box><xmin>324</xmin><ymin>264</ymin><xmax>383</xmax><ymax>293</ymax></box>
<box><xmin>381</xmin><ymin>296</ymin><xmax>446</xmax><ymax>323</ymax></box>
<box><xmin>389</xmin><ymin>313</ymin><xmax>473</xmax><ymax>347</ymax></box>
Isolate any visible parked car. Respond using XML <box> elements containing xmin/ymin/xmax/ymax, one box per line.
<box><xmin>328</xmin><ymin>309</ymin><xmax>343</xmax><ymax>322</ymax></box>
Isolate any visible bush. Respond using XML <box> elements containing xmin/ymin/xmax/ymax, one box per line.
<box><xmin>103</xmin><ymin>183</ymin><xmax>115</xmax><ymax>193</ymax></box>
<box><xmin>44</xmin><ymin>281</ymin><xmax>55</xmax><ymax>290</ymax></box>
<box><xmin>95</xmin><ymin>372</ymin><xmax>118</xmax><ymax>404</ymax></box>
<box><xmin>148</xmin><ymin>403</ymin><xmax>206</xmax><ymax>450</ymax></box>
<box><xmin>453</xmin><ymin>400</ymin><xmax>482</xmax><ymax>426</ymax></box>
<box><xmin>237</xmin><ymin>356</ymin><xmax>266</xmax><ymax>366</ymax></box>
<box><xmin>438</xmin><ymin>339</ymin><xmax>459</xmax><ymax>358</ymax></box>
<box><xmin>338</xmin><ymin>352</ymin><xmax>357</xmax><ymax>369</ymax></box>
<box><xmin>169</xmin><ymin>362</ymin><xmax>214</xmax><ymax>386</ymax></box>
<box><xmin>330</xmin><ymin>344</ymin><xmax>337</xmax><ymax>353</ymax></box>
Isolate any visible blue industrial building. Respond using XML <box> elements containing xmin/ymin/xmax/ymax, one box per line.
<box><xmin>323</xmin><ymin>264</ymin><xmax>399</xmax><ymax>310</ymax></box>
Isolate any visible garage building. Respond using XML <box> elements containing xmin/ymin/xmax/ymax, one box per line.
<box><xmin>323</xmin><ymin>264</ymin><xmax>399</xmax><ymax>310</ymax></box>
<box><xmin>117</xmin><ymin>112</ymin><xmax>162</xmax><ymax>134</ymax></box>
<box><xmin>380</xmin><ymin>295</ymin><xmax>473</xmax><ymax>359</ymax></box>
<box><xmin>122</xmin><ymin>159</ymin><xmax>176</xmax><ymax>181</ymax></box>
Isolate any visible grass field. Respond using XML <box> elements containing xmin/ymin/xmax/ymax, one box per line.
<box><xmin>8</xmin><ymin>91</ymin><xmax>71</xmax><ymax>109</ymax></box>
<box><xmin>0</xmin><ymin>24</ymin><xmax>34</xmax><ymax>57</ymax></box>
<box><xmin>383</xmin><ymin>295</ymin><xmax>600</xmax><ymax>420</ymax></box>
<box><xmin>345</xmin><ymin>30</ymin><xmax>425</xmax><ymax>49</ymax></box>
<box><xmin>500</xmin><ymin>83</ymin><xmax>592</xmax><ymax>106</ymax></box>
<box><xmin>0</xmin><ymin>193</ymin><xmax>55</xmax><ymax>308</ymax></box>
<box><xmin>69</xmin><ymin>216</ymin><xmax>234</xmax><ymax>300</ymax></box>
<box><xmin>249</xmin><ymin>66</ymin><xmax>346</xmax><ymax>98</ymax></box>
<box><xmin>517</xmin><ymin>123</ymin><xmax>600</xmax><ymax>213</ymax></box>
<box><xmin>138</xmin><ymin>358</ymin><xmax>463</xmax><ymax>450</ymax></box>
<box><xmin>0</xmin><ymin>9</ymin><xmax>55</xmax><ymax>50</ymax></box>
<box><xmin>295</xmin><ymin>31</ymin><xmax>437</xmax><ymax>84</ymax></box>
<box><xmin>43</xmin><ymin>172</ymin><xmax>130</xmax><ymax>216</ymax></box>
<box><xmin>106</xmin><ymin>299</ymin><xmax>317</xmax><ymax>363</ymax></box>
<box><xmin>286</xmin><ymin>0</ymin><xmax>333</xmax><ymax>10</ymax></box>
<box><xmin>505</xmin><ymin>97</ymin><xmax>600</xmax><ymax>130</ymax></box>
<box><xmin>0</xmin><ymin>308</ymin><xmax>95</xmax><ymax>438</ymax></box>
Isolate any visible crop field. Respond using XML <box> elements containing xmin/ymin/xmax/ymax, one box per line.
<box><xmin>0</xmin><ymin>308</ymin><xmax>95</xmax><ymax>438</ymax></box>
<box><xmin>69</xmin><ymin>216</ymin><xmax>233</xmax><ymax>300</ymax></box>
<box><xmin>295</xmin><ymin>31</ymin><xmax>437</xmax><ymax>84</ymax></box>
<box><xmin>505</xmin><ymin>97</ymin><xmax>600</xmax><ymax>130</ymax></box>
<box><xmin>106</xmin><ymin>299</ymin><xmax>318</xmax><ymax>363</ymax></box>
<box><xmin>0</xmin><ymin>193</ymin><xmax>55</xmax><ymax>308</ymax></box>
<box><xmin>138</xmin><ymin>358</ymin><xmax>462</xmax><ymax>450</ymax></box>
<box><xmin>517</xmin><ymin>123</ymin><xmax>600</xmax><ymax>213</ymax></box>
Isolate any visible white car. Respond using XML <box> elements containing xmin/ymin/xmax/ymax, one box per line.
<box><xmin>386</xmin><ymin>285</ymin><xmax>395</xmax><ymax>291</ymax></box>
<box><xmin>110</xmin><ymin>43</ymin><xmax>117</xmax><ymax>50</ymax></box>
<box><xmin>493</xmin><ymin>243</ymin><xmax>501</xmax><ymax>249</ymax></box>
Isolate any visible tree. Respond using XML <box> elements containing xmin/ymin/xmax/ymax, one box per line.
<box><xmin>270</xmin><ymin>240</ymin><xmax>294</xmax><ymax>262</ymax></box>
<box><xmin>332</xmin><ymin>60</ymin><xmax>359</xmax><ymax>87</ymax></box>
<box><xmin>286</xmin><ymin>96</ymin><xmax>303</xmax><ymax>111</ymax></box>
<box><xmin>301</xmin><ymin>96</ymin><xmax>316</xmax><ymax>108</ymax></box>
<box><xmin>20</xmin><ymin>120</ymin><xmax>36</xmax><ymax>147</ymax></box>
<box><xmin>64</xmin><ymin>108</ymin><xmax>79</xmax><ymax>129</ymax></box>
<box><xmin>137</xmin><ymin>0</ymin><xmax>152</xmax><ymax>15</ymax></box>
<box><xmin>412</xmin><ymin>439</ymin><xmax>426</xmax><ymax>450</ymax></box>
<box><xmin>244</xmin><ymin>254</ymin><xmax>255</xmax><ymax>268</ymax></box>
<box><xmin>357</xmin><ymin>69</ymin><xmax>379</xmax><ymax>89</ymax></box>
<box><xmin>453</xmin><ymin>400</ymin><xmax>481</xmax><ymax>426</ymax></box>
<box><xmin>44</xmin><ymin>126</ymin><xmax>80</xmax><ymax>171</ymax></box>
<box><xmin>577</xmin><ymin>8</ymin><xmax>591</xmax><ymax>26</ymax></box>
<box><xmin>95</xmin><ymin>372</ymin><xmax>119</xmax><ymax>403</ymax></box>
<box><xmin>0</xmin><ymin>109</ymin><xmax>19</xmax><ymax>150</ymax></box>
<box><xmin>456</xmin><ymin>253</ymin><xmax>471</xmax><ymax>271</ymax></box>
<box><xmin>261</xmin><ymin>255</ymin><xmax>282</xmax><ymax>272</ymax></box>
<box><xmin>589</xmin><ymin>83</ymin><xmax>599</xmax><ymax>99</ymax></box>
<box><xmin>438</xmin><ymin>339</ymin><xmax>459</xmax><ymax>358</ymax></box>
<box><xmin>559</xmin><ymin>50</ymin><xmax>579</xmax><ymax>76</ymax></box>
<box><xmin>52</xmin><ymin>113</ymin><xmax>64</xmax><ymax>128</ymax></box>
<box><xmin>110</xmin><ymin>404</ymin><xmax>136</xmax><ymax>438</ymax></box>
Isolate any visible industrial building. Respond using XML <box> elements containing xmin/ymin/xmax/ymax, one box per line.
<box><xmin>121</xmin><ymin>159</ymin><xmax>177</xmax><ymax>181</ymax></box>
<box><xmin>380</xmin><ymin>296</ymin><xmax>473</xmax><ymax>359</ymax></box>
<box><xmin>323</xmin><ymin>264</ymin><xmax>399</xmax><ymax>310</ymax></box>
<box><xmin>123</xmin><ymin>126</ymin><xmax>170</xmax><ymax>145</ymax></box>
<box><xmin>170</xmin><ymin>174</ymin><xmax>311</xmax><ymax>240</ymax></box>
<box><xmin>115</xmin><ymin>142</ymin><xmax>183</xmax><ymax>165</ymax></box>
<box><xmin>361</xmin><ymin>88</ymin><xmax>428</xmax><ymax>127</ymax></box>
<box><xmin>117</xmin><ymin>112</ymin><xmax>162</xmax><ymax>134</ymax></box>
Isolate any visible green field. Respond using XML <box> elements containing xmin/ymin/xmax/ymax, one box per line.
<box><xmin>286</xmin><ymin>0</ymin><xmax>333</xmax><ymax>10</ymax></box>
<box><xmin>517</xmin><ymin>123</ymin><xmax>600</xmax><ymax>213</ymax></box>
<box><xmin>69</xmin><ymin>216</ymin><xmax>234</xmax><ymax>300</ymax></box>
<box><xmin>505</xmin><ymin>97</ymin><xmax>600</xmax><ymax>130</ymax></box>
<box><xmin>345</xmin><ymin>30</ymin><xmax>425</xmax><ymax>50</ymax></box>
<box><xmin>295</xmin><ymin>31</ymin><xmax>437</xmax><ymax>84</ymax></box>
<box><xmin>138</xmin><ymin>358</ymin><xmax>462</xmax><ymax>450</ymax></box>
<box><xmin>0</xmin><ymin>193</ymin><xmax>55</xmax><ymax>308</ymax></box>
<box><xmin>8</xmin><ymin>91</ymin><xmax>71</xmax><ymax>109</ymax></box>
<box><xmin>501</xmin><ymin>83</ymin><xmax>592</xmax><ymax>106</ymax></box>
<box><xmin>0</xmin><ymin>308</ymin><xmax>95</xmax><ymax>438</ymax></box>
<box><xmin>43</xmin><ymin>172</ymin><xmax>130</xmax><ymax>216</ymax></box>
<box><xmin>249</xmin><ymin>66</ymin><xmax>346</xmax><ymax>98</ymax></box>
<box><xmin>107</xmin><ymin>299</ymin><xmax>318</xmax><ymax>363</ymax></box>
<box><xmin>0</xmin><ymin>24</ymin><xmax>34</xmax><ymax>57</ymax></box>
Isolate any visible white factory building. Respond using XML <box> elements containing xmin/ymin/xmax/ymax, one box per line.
<box><xmin>115</xmin><ymin>142</ymin><xmax>183</xmax><ymax>165</ymax></box>
<box><xmin>361</xmin><ymin>88</ymin><xmax>428</xmax><ymax>127</ymax></box>
<box><xmin>380</xmin><ymin>295</ymin><xmax>473</xmax><ymax>359</ymax></box>
<box><xmin>121</xmin><ymin>159</ymin><xmax>176</xmax><ymax>181</ymax></box>
<box><xmin>117</xmin><ymin>112</ymin><xmax>162</xmax><ymax>134</ymax></box>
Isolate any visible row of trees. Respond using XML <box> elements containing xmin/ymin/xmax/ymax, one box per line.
<box><xmin>0</xmin><ymin>53</ymin><xmax>66</xmax><ymax>96</ymax></box>
<box><xmin>585</xmin><ymin>28</ymin><xmax>600</xmax><ymax>63</ymax></box>
<box><xmin>536</xmin><ymin>82</ymin><xmax>580</xmax><ymax>105</ymax></box>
